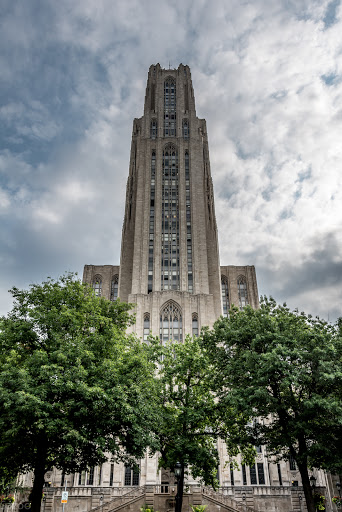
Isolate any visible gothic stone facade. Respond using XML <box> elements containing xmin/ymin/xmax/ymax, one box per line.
<box><xmin>21</xmin><ymin>65</ymin><xmax>331</xmax><ymax>512</ymax></box>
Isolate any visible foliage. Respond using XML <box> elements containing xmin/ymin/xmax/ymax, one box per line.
<box><xmin>201</xmin><ymin>297</ymin><xmax>342</xmax><ymax>512</ymax></box>
<box><xmin>314</xmin><ymin>493</ymin><xmax>326</xmax><ymax>511</ymax></box>
<box><xmin>149</xmin><ymin>335</ymin><xmax>253</xmax><ymax>507</ymax></box>
<box><xmin>140</xmin><ymin>505</ymin><xmax>158</xmax><ymax>512</ymax></box>
<box><xmin>190</xmin><ymin>505</ymin><xmax>207</xmax><ymax>512</ymax></box>
<box><xmin>0</xmin><ymin>273</ymin><xmax>157</xmax><ymax>512</ymax></box>
<box><xmin>332</xmin><ymin>496</ymin><xmax>342</xmax><ymax>506</ymax></box>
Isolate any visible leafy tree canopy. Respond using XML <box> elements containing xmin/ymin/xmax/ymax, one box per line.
<box><xmin>201</xmin><ymin>297</ymin><xmax>342</xmax><ymax>512</ymax></box>
<box><xmin>0</xmin><ymin>273</ymin><xmax>157</xmax><ymax>512</ymax></box>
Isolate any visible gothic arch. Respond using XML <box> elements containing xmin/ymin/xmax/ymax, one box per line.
<box><xmin>159</xmin><ymin>300</ymin><xmax>182</xmax><ymax>343</ymax></box>
<box><xmin>237</xmin><ymin>275</ymin><xmax>248</xmax><ymax>309</ymax></box>
<box><xmin>93</xmin><ymin>275</ymin><xmax>102</xmax><ymax>297</ymax></box>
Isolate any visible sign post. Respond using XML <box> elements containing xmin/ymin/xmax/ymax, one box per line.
<box><xmin>61</xmin><ymin>480</ymin><xmax>68</xmax><ymax>512</ymax></box>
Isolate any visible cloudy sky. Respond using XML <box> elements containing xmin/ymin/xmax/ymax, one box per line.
<box><xmin>1</xmin><ymin>0</ymin><xmax>342</xmax><ymax>322</ymax></box>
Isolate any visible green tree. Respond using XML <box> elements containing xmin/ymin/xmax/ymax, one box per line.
<box><xmin>0</xmin><ymin>274</ymin><xmax>157</xmax><ymax>512</ymax></box>
<box><xmin>151</xmin><ymin>337</ymin><xmax>253</xmax><ymax>512</ymax></box>
<box><xmin>201</xmin><ymin>297</ymin><xmax>342</xmax><ymax>512</ymax></box>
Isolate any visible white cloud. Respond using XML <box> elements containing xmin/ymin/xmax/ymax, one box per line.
<box><xmin>0</xmin><ymin>0</ymin><xmax>341</xmax><ymax>321</ymax></box>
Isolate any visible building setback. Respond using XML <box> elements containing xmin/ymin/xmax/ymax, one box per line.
<box><xmin>33</xmin><ymin>65</ymin><xmax>329</xmax><ymax>512</ymax></box>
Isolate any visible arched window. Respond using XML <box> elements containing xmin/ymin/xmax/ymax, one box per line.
<box><xmin>143</xmin><ymin>313</ymin><xmax>150</xmax><ymax>342</ymax></box>
<box><xmin>150</xmin><ymin>119</ymin><xmax>157</xmax><ymax>139</ymax></box>
<box><xmin>164</xmin><ymin>78</ymin><xmax>176</xmax><ymax>136</ymax></box>
<box><xmin>192</xmin><ymin>314</ymin><xmax>198</xmax><ymax>337</ymax></box>
<box><xmin>221</xmin><ymin>276</ymin><xmax>229</xmax><ymax>317</ymax></box>
<box><xmin>160</xmin><ymin>301</ymin><xmax>182</xmax><ymax>343</ymax></box>
<box><xmin>237</xmin><ymin>276</ymin><xmax>248</xmax><ymax>309</ymax></box>
<box><xmin>93</xmin><ymin>275</ymin><xmax>102</xmax><ymax>297</ymax></box>
<box><xmin>161</xmin><ymin>145</ymin><xmax>179</xmax><ymax>290</ymax></box>
<box><xmin>110</xmin><ymin>275</ymin><xmax>119</xmax><ymax>301</ymax></box>
<box><xmin>182</xmin><ymin>119</ymin><xmax>189</xmax><ymax>139</ymax></box>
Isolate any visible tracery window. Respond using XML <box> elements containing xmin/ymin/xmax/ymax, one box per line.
<box><xmin>110</xmin><ymin>275</ymin><xmax>119</xmax><ymax>301</ymax></box>
<box><xmin>192</xmin><ymin>314</ymin><xmax>198</xmax><ymax>337</ymax></box>
<box><xmin>161</xmin><ymin>145</ymin><xmax>179</xmax><ymax>290</ymax></box>
<box><xmin>150</xmin><ymin>119</ymin><xmax>157</xmax><ymax>139</ymax></box>
<box><xmin>164</xmin><ymin>79</ymin><xmax>176</xmax><ymax>136</ymax></box>
<box><xmin>93</xmin><ymin>275</ymin><xmax>102</xmax><ymax>297</ymax></box>
<box><xmin>237</xmin><ymin>276</ymin><xmax>248</xmax><ymax>309</ymax></box>
<box><xmin>143</xmin><ymin>313</ymin><xmax>150</xmax><ymax>342</ymax></box>
<box><xmin>221</xmin><ymin>276</ymin><xmax>229</xmax><ymax>317</ymax></box>
<box><xmin>182</xmin><ymin>119</ymin><xmax>189</xmax><ymax>139</ymax></box>
<box><xmin>160</xmin><ymin>301</ymin><xmax>182</xmax><ymax>343</ymax></box>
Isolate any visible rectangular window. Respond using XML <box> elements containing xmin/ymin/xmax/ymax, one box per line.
<box><xmin>230</xmin><ymin>464</ymin><xmax>234</xmax><ymax>486</ymax></box>
<box><xmin>110</xmin><ymin>464</ymin><xmax>114</xmax><ymax>486</ymax></box>
<box><xmin>87</xmin><ymin>467</ymin><xmax>94</xmax><ymax>486</ymax></box>
<box><xmin>257</xmin><ymin>463</ymin><xmax>265</xmax><ymax>485</ymax></box>
<box><xmin>250</xmin><ymin>465</ymin><xmax>257</xmax><ymax>485</ymax></box>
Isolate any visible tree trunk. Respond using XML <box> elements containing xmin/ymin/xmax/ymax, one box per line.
<box><xmin>297</xmin><ymin>462</ymin><xmax>316</xmax><ymax>512</ymax></box>
<box><xmin>175</xmin><ymin>465</ymin><xmax>185</xmax><ymax>512</ymax></box>
<box><xmin>30</xmin><ymin>439</ymin><xmax>48</xmax><ymax>512</ymax></box>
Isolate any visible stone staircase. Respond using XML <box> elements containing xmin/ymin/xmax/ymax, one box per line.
<box><xmin>90</xmin><ymin>487</ymin><xmax>146</xmax><ymax>512</ymax></box>
<box><xmin>202</xmin><ymin>487</ymin><xmax>256</xmax><ymax>512</ymax></box>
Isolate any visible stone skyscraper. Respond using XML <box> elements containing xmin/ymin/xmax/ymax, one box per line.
<box><xmin>83</xmin><ymin>63</ymin><xmax>259</xmax><ymax>344</ymax></box>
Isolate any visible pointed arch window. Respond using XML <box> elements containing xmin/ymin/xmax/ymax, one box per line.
<box><xmin>182</xmin><ymin>119</ymin><xmax>189</xmax><ymax>139</ymax></box>
<box><xmin>93</xmin><ymin>275</ymin><xmax>102</xmax><ymax>297</ymax></box>
<box><xmin>143</xmin><ymin>313</ymin><xmax>150</xmax><ymax>342</ymax></box>
<box><xmin>150</xmin><ymin>119</ymin><xmax>157</xmax><ymax>139</ymax></box>
<box><xmin>192</xmin><ymin>314</ymin><xmax>198</xmax><ymax>337</ymax></box>
<box><xmin>110</xmin><ymin>275</ymin><xmax>119</xmax><ymax>301</ymax></box>
<box><xmin>221</xmin><ymin>276</ymin><xmax>229</xmax><ymax>317</ymax></box>
<box><xmin>160</xmin><ymin>301</ymin><xmax>182</xmax><ymax>343</ymax></box>
<box><xmin>164</xmin><ymin>78</ymin><xmax>176</xmax><ymax>136</ymax></box>
<box><xmin>237</xmin><ymin>276</ymin><xmax>248</xmax><ymax>309</ymax></box>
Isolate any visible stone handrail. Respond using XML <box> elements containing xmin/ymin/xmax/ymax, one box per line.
<box><xmin>91</xmin><ymin>486</ymin><xmax>146</xmax><ymax>512</ymax></box>
<box><xmin>202</xmin><ymin>487</ymin><xmax>256</xmax><ymax>512</ymax></box>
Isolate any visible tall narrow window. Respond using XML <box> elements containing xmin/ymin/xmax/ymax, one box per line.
<box><xmin>148</xmin><ymin>151</ymin><xmax>156</xmax><ymax>293</ymax></box>
<box><xmin>109</xmin><ymin>464</ymin><xmax>114</xmax><ymax>486</ymax></box>
<box><xmin>164</xmin><ymin>79</ymin><xmax>176</xmax><ymax>136</ymax></box>
<box><xmin>160</xmin><ymin>301</ymin><xmax>182</xmax><ymax>343</ymax></box>
<box><xmin>93</xmin><ymin>276</ymin><xmax>102</xmax><ymax>297</ymax></box>
<box><xmin>87</xmin><ymin>467</ymin><xmax>94</xmax><ymax>486</ymax></box>
<box><xmin>192</xmin><ymin>314</ymin><xmax>198</xmax><ymax>337</ymax></box>
<box><xmin>150</xmin><ymin>119</ymin><xmax>157</xmax><ymax>139</ymax></box>
<box><xmin>143</xmin><ymin>314</ymin><xmax>150</xmax><ymax>342</ymax></box>
<box><xmin>110</xmin><ymin>275</ymin><xmax>119</xmax><ymax>301</ymax></box>
<box><xmin>242</xmin><ymin>465</ymin><xmax>247</xmax><ymax>485</ymax></box>
<box><xmin>230</xmin><ymin>464</ymin><xmax>234</xmax><ymax>486</ymax></box>
<box><xmin>221</xmin><ymin>276</ymin><xmax>229</xmax><ymax>317</ymax></box>
<box><xmin>185</xmin><ymin>151</ymin><xmax>193</xmax><ymax>292</ymax></box>
<box><xmin>182</xmin><ymin>119</ymin><xmax>189</xmax><ymax>139</ymax></box>
<box><xmin>250</xmin><ymin>465</ymin><xmax>257</xmax><ymax>485</ymax></box>
<box><xmin>238</xmin><ymin>276</ymin><xmax>248</xmax><ymax>309</ymax></box>
<box><xmin>277</xmin><ymin>464</ymin><xmax>283</xmax><ymax>486</ymax></box>
<box><xmin>124</xmin><ymin>465</ymin><xmax>140</xmax><ymax>486</ymax></box>
<box><xmin>161</xmin><ymin>145</ymin><xmax>179</xmax><ymax>290</ymax></box>
<box><xmin>97</xmin><ymin>465</ymin><xmax>102</xmax><ymax>486</ymax></box>
<box><xmin>257</xmin><ymin>463</ymin><xmax>265</xmax><ymax>485</ymax></box>
<box><xmin>289</xmin><ymin>455</ymin><xmax>296</xmax><ymax>471</ymax></box>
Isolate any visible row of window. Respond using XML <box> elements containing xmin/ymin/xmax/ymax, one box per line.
<box><xmin>144</xmin><ymin>303</ymin><xmax>199</xmax><ymax>343</ymax></box>
<box><xmin>92</xmin><ymin>276</ymin><xmax>249</xmax><ymax>318</ymax></box>
<box><xmin>62</xmin><ymin>465</ymin><xmax>139</xmax><ymax>487</ymax></box>
<box><xmin>150</xmin><ymin>118</ymin><xmax>189</xmax><ymax>139</ymax></box>
<box><xmin>93</xmin><ymin>275</ymin><xmax>118</xmax><ymax>300</ymax></box>
<box><xmin>221</xmin><ymin>275</ymin><xmax>249</xmax><ymax>315</ymax></box>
